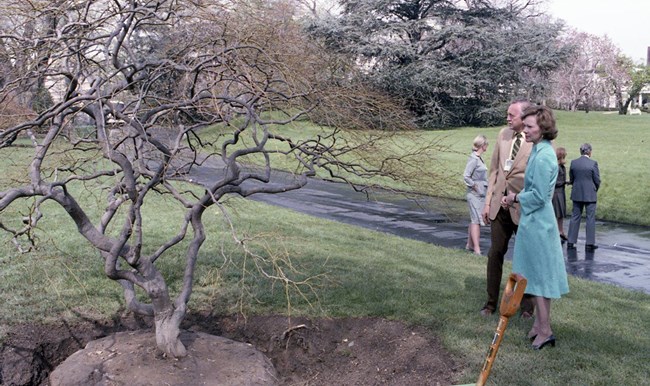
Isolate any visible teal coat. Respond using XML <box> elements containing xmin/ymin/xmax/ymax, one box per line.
<box><xmin>512</xmin><ymin>140</ymin><xmax>569</xmax><ymax>298</ymax></box>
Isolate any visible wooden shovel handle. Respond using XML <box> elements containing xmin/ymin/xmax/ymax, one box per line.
<box><xmin>500</xmin><ymin>273</ymin><xmax>527</xmax><ymax>317</ymax></box>
<box><xmin>475</xmin><ymin>273</ymin><xmax>527</xmax><ymax>386</ymax></box>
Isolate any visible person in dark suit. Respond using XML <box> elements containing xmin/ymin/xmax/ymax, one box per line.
<box><xmin>567</xmin><ymin>143</ymin><xmax>601</xmax><ymax>250</ymax></box>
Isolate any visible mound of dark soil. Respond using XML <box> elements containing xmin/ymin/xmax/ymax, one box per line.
<box><xmin>0</xmin><ymin>313</ymin><xmax>461</xmax><ymax>385</ymax></box>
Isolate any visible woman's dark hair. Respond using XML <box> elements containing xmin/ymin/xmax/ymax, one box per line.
<box><xmin>521</xmin><ymin>105</ymin><xmax>557</xmax><ymax>140</ymax></box>
<box><xmin>556</xmin><ymin>147</ymin><xmax>567</xmax><ymax>165</ymax></box>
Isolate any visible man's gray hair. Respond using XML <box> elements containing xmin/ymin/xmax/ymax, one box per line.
<box><xmin>510</xmin><ymin>98</ymin><xmax>531</xmax><ymax>111</ymax></box>
<box><xmin>580</xmin><ymin>143</ymin><xmax>592</xmax><ymax>155</ymax></box>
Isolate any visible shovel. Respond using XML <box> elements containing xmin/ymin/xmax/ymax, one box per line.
<box><xmin>458</xmin><ymin>273</ymin><xmax>528</xmax><ymax>386</ymax></box>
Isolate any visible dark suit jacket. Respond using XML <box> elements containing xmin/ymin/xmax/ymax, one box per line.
<box><xmin>569</xmin><ymin>155</ymin><xmax>600</xmax><ymax>202</ymax></box>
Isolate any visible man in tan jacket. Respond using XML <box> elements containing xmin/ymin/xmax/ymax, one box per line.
<box><xmin>480</xmin><ymin>99</ymin><xmax>535</xmax><ymax>317</ymax></box>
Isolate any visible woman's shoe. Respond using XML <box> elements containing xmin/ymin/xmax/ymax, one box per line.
<box><xmin>560</xmin><ymin>234</ymin><xmax>568</xmax><ymax>241</ymax></box>
<box><xmin>532</xmin><ymin>335</ymin><xmax>556</xmax><ymax>350</ymax></box>
<box><xmin>527</xmin><ymin>334</ymin><xmax>537</xmax><ymax>342</ymax></box>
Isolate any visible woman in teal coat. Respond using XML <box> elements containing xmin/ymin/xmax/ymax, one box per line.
<box><xmin>502</xmin><ymin>105</ymin><xmax>569</xmax><ymax>350</ymax></box>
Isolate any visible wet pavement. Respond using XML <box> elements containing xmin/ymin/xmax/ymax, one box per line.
<box><xmin>187</xmin><ymin>165</ymin><xmax>650</xmax><ymax>295</ymax></box>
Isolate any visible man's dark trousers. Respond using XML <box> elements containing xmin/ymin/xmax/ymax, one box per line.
<box><xmin>485</xmin><ymin>207</ymin><xmax>534</xmax><ymax>314</ymax></box>
<box><xmin>568</xmin><ymin>201</ymin><xmax>597</xmax><ymax>245</ymax></box>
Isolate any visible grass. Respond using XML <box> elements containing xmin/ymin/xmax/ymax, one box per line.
<box><xmin>434</xmin><ymin>110</ymin><xmax>650</xmax><ymax>226</ymax></box>
<box><xmin>203</xmin><ymin>110</ymin><xmax>650</xmax><ymax>226</ymax></box>
<box><xmin>1</xmin><ymin>112</ymin><xmax>649</xmax><ymax>385</ymax></box>
<box><xmin>1</xmin><ymin>194</ymin><xmax>649</xmax><ymax>385</ymax></box>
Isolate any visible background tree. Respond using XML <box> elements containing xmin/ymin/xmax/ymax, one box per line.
<box><xmin>620</xmin><ymin>63</ymin><xmax>650</xmax><ymax>114</ymax></box>
<box><xmin>0</xmin><ymin>0</ymin><xmax>443</xmax><ymax>358</ymax></box>
<box><xmin>306</xmin><ymin>0</ymin><xmax>571</xmax><ymax>128</ymax></box>
<box><xmin>548</xmin><ymin>31</ymin><xmax>638</xmax><ymax>113</ymax></box>
<box><xmin>549</xmin><ymin>32</ymin><xmax>605</xmax><ymax>111</ymax></box>
<box><xmin>590</xmin><ymin>36</ymin><xmax>637</xmax><ymax>115</ymax></box>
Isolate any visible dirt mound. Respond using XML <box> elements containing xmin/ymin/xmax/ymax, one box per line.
<box><xmin>49</xmin><ymin>330</ymin><xmax>277</xmax><ymax>385</ymax></box>
<box><xmin>0</xmin><ymin>313</ymin><xmax>461</xmax><ymax>385</ymax></box>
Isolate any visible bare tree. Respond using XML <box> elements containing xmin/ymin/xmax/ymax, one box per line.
<box><xmin>0</xmin><ymin>0</ymin><xmax>443</xmax><ymax>358</ymax></box>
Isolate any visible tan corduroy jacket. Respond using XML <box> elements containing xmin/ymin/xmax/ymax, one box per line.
<box><xmin>484</xmin><ymin>127</ymin><xmax>532</xmax><ymax>224</ymax></box>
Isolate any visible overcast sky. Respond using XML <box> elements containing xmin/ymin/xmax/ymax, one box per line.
<box><xmin>545</xmin><ymin>0</ymin><xmax>650</xmax><ymax>64</ymax></box>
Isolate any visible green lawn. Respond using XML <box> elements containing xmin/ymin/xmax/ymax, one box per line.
<box><xmin>434</xmin><ymin>110</ymin><xmax>650</xmax><ymax>226</ymax></box>
<box><xmin>1</xmin><ymin>111</ymin><xmax>649</xmax><ymax>385</ymax></box>
<box><xmin>1</xmin><ymin>196</ymin><xmax>648</xmax><ymax>385</ymax></box>
<box><xmin>206</xmin><ymin>110</ymin><xmax>650</xmax><ymax>226</ymax></box>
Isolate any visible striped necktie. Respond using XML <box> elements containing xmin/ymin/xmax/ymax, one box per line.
<box><xmin>511</xmin><ymin>133</ymin><xmax>522</xmax><ymax>160</ymax></box>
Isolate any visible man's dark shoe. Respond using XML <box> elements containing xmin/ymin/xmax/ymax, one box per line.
<box><xmin>586</xmin><ymin>244</ymin><xmax>599</xmax><ymax>250</ymax></box>
<box><xmin>479</xmin><ymin>307</ymin><xmax>494</xmax><ymax>317</ymax></box>
<box><xmin>567</xmin><ymin>243</ymin><xmax>576</xmax><ymax>249</ymax></box>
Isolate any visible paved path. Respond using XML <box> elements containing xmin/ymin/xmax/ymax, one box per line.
<box><xmin>187</xmin><ymin>164</ymin><xmax>650</xmax><ymax>295</ymax></box>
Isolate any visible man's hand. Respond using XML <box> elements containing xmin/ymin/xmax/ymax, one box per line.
<box><xmin>501</xmin><ymin>192</ymin><xmax>517</xmax><ymax>209</ymax></box>
<box><xmin>482</xmin><ymin>204</ymin><xmax>490</xmax><ymax>225</ymax></box>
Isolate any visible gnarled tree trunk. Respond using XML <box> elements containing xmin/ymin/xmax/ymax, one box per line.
<box><xmin>153</xmin><ymin>306</ymin><xmax>187</xmax><ymax>358</ymax></box>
